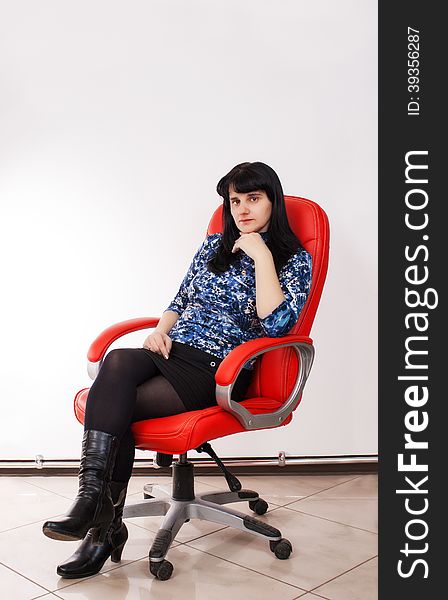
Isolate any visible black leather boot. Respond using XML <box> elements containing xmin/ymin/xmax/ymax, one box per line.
<box><xmin>42</xmin><ymin>430</ymin><xmax>119</xmax><ymax>543</ymax></box>
<box><xmin>56</xmin><ymin>481</ymin><xmax>129</xmax><ymax>579</ymax></box>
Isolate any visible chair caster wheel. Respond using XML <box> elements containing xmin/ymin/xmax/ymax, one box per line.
<box><xmin>150</xmin><ymin>559</ymin><xmax>173</xmax><ymax>580</ymax></box>
<box><xmin>269</xmin><ymin>538</ymin><xmax>293</xmax><ymax>559</ymax></box>
<box><xmin>249</xmin><ymin>498</ymin><xmax>268</xmax><ymax>515</ymax></box>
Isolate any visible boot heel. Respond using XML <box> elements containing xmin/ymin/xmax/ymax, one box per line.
<box><xmin>111</xmin><ymin>541</ymin><xmax>126</xmax><ymax>562</ymax></box>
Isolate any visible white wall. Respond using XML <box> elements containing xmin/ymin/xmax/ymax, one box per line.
<box><xmin>0</xmin><ymin>0</ymin><xmax>377</xmax><ymax>460</ymax></box>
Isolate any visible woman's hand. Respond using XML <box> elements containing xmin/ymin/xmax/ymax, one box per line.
<box><xmin>231</xmin><ymin>232</ymin><xmax>270</xmax><ymax>261</ymax></box>
<box><xmin>143</xmin><ymin>331</ymin><xmax>172</xmax><ymax>359</ymax></box>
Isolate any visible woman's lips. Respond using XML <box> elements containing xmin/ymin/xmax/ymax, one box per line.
<box><xmin>240</xmin><ymin>219</ymin><xmax>253</xmax><ymax>223</ymax></box>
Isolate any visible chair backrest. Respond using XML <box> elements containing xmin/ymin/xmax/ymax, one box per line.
<box><xmin>207</xmin><ymin>196</ymin><xmax>330</xmax><ymax>403</ymax></box>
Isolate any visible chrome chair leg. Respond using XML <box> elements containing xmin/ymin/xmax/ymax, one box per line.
<box><xmin>188</xmin><ymin>497</ymin><xmax>282</xmax><ymax>542</ymax></box>
<box><xmin>123</xmin><ymin>497</ymin><xmax>170</xmax><ymax>518</ymax></box>
<box><xmin>196</xmin><ymin>488</ymin><xmax>259</xmax><ymax>506</ymax></box>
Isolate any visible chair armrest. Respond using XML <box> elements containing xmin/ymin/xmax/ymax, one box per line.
<box><xmin>87</xmin><ymin>317</ymin><xmax>160</xmax><ymax>380</ymax></box>
<box><xmin>214</xmin><ymin>335</ymin><xmax>315</xmax><ymax>431</ymax></box>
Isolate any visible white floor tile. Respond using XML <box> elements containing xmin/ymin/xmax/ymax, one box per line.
<box><xmin>313</xmin><ymin>556</ymin><xmax>378</xmax><ymax>600</ymax></box>
<box><xmin>293</xmin><ymin>594</ymin><xmax>328</xmax><ymax>599</ymax></box>
<box><xmin>0</xmin><ymin>478</ymin><xmax>74</xmax><ymax>533</ymax></box>
<box><xmin>54</xmin><ymin>544</ymin><xmax>305</xmax><ymax>599</ymax></box>
<box><xmin>30</xmin><ymin>595</ymin><xmax>63</xmax><ymax>600</ymax></box>
<box><xmin>0</xmin><ymin>562</ymin><xmax>49</xmax><ymax>600</ymax></box>
<box><xmin>287</xmin><ymin>475</ymin><xmax>378</xmax><ymax>532</ymax></box>
<box><xmin>195</xmin><ymin>474</ymin><xmax>359</xmax><ymax>506</ymax></box>
<box><xmin>0</xmin><ymin>473</ymin><xmax>378</xmax><ymax>598</ymax></box>
<box><xmin>21</xmin><ymin>477</ymin><xmax>80</xmax><ymax>501</ymax></box>
<box><xmin>187</xmin><ymin>506</ymin><xmax>377</xmax><ymax>590</ymax></box>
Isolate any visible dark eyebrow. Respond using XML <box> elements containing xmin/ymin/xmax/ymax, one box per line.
<box><xmin>229</xmin><ymin>191</ymin><xmax>262</xmax><ymax>201</ymax></box>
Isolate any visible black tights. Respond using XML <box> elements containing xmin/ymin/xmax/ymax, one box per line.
<box><xmin>84</xmin><ymin>348</ymin><xmax>187</xmax><ymax>483</ymax></box>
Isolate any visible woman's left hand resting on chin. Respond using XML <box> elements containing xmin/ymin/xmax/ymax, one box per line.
<box><xmin>231</xmin><ymin>232</ymin><xmax>270</xmax><ymax>261</ymax></box>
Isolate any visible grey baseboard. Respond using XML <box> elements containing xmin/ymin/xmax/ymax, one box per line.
<box><xmin>0</xmin><ymin>454</ymin><xmax>377</xmax><ymax>476</ymax></box>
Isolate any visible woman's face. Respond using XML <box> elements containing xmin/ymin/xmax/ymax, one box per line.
<box><xmin>229</xmin><ymin>184</ymin><xmax>272</xmax><ymax>234</ymax></box>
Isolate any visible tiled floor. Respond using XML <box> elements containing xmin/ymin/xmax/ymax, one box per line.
<box><xmin>0</xmin><ymin>472</ymin><xmax>377</xmax><ymax>599</ymax></box>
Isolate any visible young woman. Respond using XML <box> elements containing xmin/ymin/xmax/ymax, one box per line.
<box><xmin>42</xmin><ymin>161</ymin><xmax>312</xmax><ymax>578</ymax></box>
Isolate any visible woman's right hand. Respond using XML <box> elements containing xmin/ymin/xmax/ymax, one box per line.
<box><xmin>143</xmin><ymin>331</ymin><xmax>172</xmax><ymax>359</ymax></box>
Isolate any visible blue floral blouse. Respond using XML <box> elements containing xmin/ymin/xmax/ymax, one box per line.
<box><xmin>165</xmin><ymin>231</ymin><xmax>312</xmax><ymax>370</ymax></box>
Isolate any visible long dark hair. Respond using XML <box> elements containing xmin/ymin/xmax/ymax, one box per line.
<box><xmin>207</xmin><ymin>161</ymin><xmax>302</xmax><ymax>275</ymax></box>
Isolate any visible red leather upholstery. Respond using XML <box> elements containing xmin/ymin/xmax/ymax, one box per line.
<box><xmin>74</xmin><ymin>196</ymin><xmax>330</xmax><ymax>455</ymax></box>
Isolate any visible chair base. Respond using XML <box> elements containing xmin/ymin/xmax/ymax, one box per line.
<box><xmin>123</xmin><ymin>456</ymin><xmax>292</xmax><ymax>580</ymax></box>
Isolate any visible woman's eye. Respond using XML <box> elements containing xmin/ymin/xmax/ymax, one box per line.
<box><xmin>231</xmin><ymin>196</ymin><xmax>257</xmax><ymax>205</ymax></box>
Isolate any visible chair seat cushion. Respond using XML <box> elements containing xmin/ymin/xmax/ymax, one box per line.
<box><xmin>74</xmin><ymin>389</ymin><xmax>293</xmax><ymax>454</ymax></box>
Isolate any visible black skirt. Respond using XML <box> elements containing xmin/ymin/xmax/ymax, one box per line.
<box><xmin>142</xmin><ymin>340</ymin><xmax>253</xmax><ymax>412</ymax></box>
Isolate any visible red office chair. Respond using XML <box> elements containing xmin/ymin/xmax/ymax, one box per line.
<box><xmin>74</xmin><ymin>196</ymin><xmax>329</xmax><ymax>580</ymax></box>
